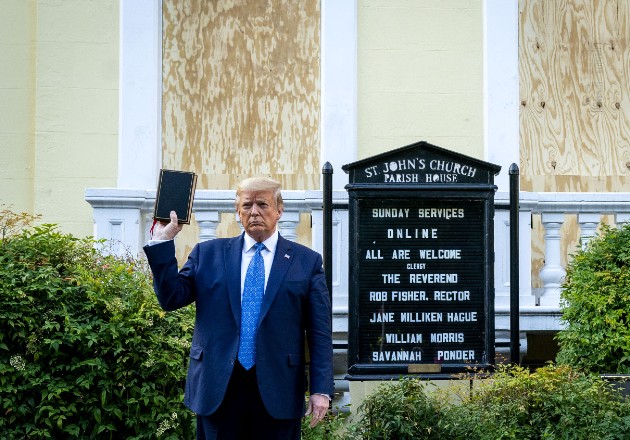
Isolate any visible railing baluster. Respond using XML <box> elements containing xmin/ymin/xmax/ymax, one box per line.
<box><xmin>196</xmin><ymin>211</ymin><xmax>221</xmax><ymax>241</ymax></box>
<box><xmin>277</xmin><ymin>211</ymin><xmax>301</xmax><ymax>241</ymax></box>
<box><xmin>538</xmin><ymin>213</ymin><xmax>566</xmax><ymax>307</ymax></box>
<box><xmin>577</xmin><ymin>212</ymin><xmax>601</xmax><ymax>249</ymax></box>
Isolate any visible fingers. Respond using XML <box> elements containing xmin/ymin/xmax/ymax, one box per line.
<box><xmin>153</xmin><ymin>211</ymin><xmax>183</xmax><ymax>240</ymax></box>
<box><xmin>309</xmin><ymin>409</ymin><xmax>326</xmax><ymax>428</ymax></box>
<box><xmin>306</xmin><ymin>395</ymin><xmax>329</xmax><ymax>428</ymax></box>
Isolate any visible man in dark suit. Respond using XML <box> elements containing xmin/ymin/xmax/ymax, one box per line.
<box><xmin>144</xmin><ymin>177</ymin><xmax>334</xmax><ymax>440</ymax></box>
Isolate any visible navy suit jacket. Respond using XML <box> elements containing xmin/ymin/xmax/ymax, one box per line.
<box><xmin>143</xmin><ymin>233</ymin><xmax>334</xmax><ymax>419</ymax></box>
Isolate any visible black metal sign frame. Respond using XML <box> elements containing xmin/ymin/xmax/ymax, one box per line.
<box><xmin>343</xmin><ymin>141</ymin><xmax>500</xmax><ymax>380</ymax></box>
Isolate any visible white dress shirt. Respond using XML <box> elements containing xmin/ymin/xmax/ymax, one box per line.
<box><xmin>240</xmin><ymin>230</ymin><xmax>278</xmax><ymax>298</ymax></box>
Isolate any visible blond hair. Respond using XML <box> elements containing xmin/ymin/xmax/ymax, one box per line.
<box><xmin>235</xmin><ymin>177</ymin><xmax>284</xmax><ymax>210</ymax></box>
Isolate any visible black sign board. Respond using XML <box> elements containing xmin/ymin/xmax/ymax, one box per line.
<box><xmin>343</xmin><ymin>141</ymin><xmax>501</xmax><ymax>379</ymax></box>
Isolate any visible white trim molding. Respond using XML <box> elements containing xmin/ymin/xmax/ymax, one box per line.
<box><xmin>484</xmin><ymin>0</ymin><xmax>519</xmax><ymax>192</ymax></box>
<box><xmin>118</xmin><ymin>0</ymin><xmax>162</xmax><ymax>189</ymax></box>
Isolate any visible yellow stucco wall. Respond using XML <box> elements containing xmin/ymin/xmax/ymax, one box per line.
<box><xmin>357</xmin><ymin>0</ymin><xmax>484</xmax><ymax>160</ymax></box>
<box><xmin>0</xmin><ymin>0</ymin><xmax>119</xmax><ymax>237</ymax></box>
<box><xmin>0</xmin><ymin>0</ymin><xmax>36</xmax><ymax>214</ymax></box>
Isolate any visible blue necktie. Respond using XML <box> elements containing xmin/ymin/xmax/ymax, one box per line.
<box><xmin>238</xmin><ymin>242</ymin><xmax>266</xmax><ymax>370</ymax></box>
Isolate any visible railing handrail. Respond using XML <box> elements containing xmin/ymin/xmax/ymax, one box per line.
<box><xmin>494</xmin><ymin>191</ymin><xmax>630</xmax><ymax>213</ymax></box>
<box><xmin>86</xmin><ymin>188</ymin><xmax>630</xmax><ymax>213</ymax></box>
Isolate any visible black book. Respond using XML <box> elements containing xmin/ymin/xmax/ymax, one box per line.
<box><xmin>153</xmin><ymin>169</ymin><xmax>197</xmax><ymax>224</ymax></box>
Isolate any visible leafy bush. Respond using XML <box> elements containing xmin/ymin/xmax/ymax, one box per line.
<box><xmin>0</xmin><ymin>212</ymin><xmax>196</xmax><ymax>439</ymax></box>
<box><xmin>442</xmin><ymin>364</ymin><xmax>630</xmax><ymax>439</ymax></box>
<box><xmin>342</xmin><ymin>377</ymin><xmax>444</xmax><ymax>440</ymax></box>
<box><xmin>556</xmin><ymin>223</ymin><xmax>630</xmax><ymax>373</ymax></box>
<box><xmin>341</xmin><ymin>365</ymin><xmax>630</xmax><ymax>440</ymax></box>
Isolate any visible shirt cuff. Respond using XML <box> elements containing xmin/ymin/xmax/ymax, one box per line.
<box><xmin>147</xmin><ymin>239</ymin><xmax>171</xmax><ymax>246</ymax></box>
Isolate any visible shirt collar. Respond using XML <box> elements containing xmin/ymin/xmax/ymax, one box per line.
<box><xmin>243</xmin><ymin>230</ymin><xmax>278</xmax><ymax>254</ymax></box>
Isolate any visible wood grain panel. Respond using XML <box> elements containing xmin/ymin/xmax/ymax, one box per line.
<box><xmin>520</xmin><ymin>0</ymin><xmax>630</xmax><ymax>190</ymax></box>
<box><xmin>162</xmin><ymin>0</ymin><xmax>320</xmax><ymax>192</ymax></box>
<box><xmin>162</xmin><ymin>0</ymin><xmax>319</xmax><ymax>260</ymax></box>
<box><xmin>520</xmin><ymin>1</ymin><xmax>630</xmax><ymax>287</ymax></box>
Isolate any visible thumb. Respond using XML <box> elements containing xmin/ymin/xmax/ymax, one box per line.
<box><xmin>170</xmin><ymin>210</ymin><xmax>179</xmax><ymax>225</ymax></box>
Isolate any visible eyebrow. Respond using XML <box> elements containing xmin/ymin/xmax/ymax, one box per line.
<box><xmin>242</xmin><ymin>198</ymin><xmax>272</xmax><ymax>205</ymax></box>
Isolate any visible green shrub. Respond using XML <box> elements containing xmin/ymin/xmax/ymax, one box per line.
<box><xmin>0</xmin><ymin>213</ymin><xmax>196</xmax><ymax>439</ymax></box>
<box><xmin>342</xmin><ymin>377</ymin><xmax>444</xmax><ymax>440</ymax></box>
<box><xmin>341</xmin><ymin>365</ymin><xmax>630</xmax><ymax>440</ymax></box>
<box><xmin>441</xmin><ymin>364</ymin><xmax>630</xmax><ymax>439</ymax></box>
<box><xmin>556</xmin><ymin>223</ymin><xmax>630</xmax><ymax>373</ymax></box>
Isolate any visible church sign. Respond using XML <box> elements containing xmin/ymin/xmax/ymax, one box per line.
<box><xmin>343</xmin><ymin>141</ymin><xmax>501</xmax><ymax>379</ymax></box>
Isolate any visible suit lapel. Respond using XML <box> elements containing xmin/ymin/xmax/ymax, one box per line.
<box><xmin>226</xmin><ymin>234</ymin><xmax>244</xmax><ymax>326</ymax></box>
<box><xmin>259</xmin><ymin>235</ymin><xmax>292</xmax><ymax>325</ymax></box>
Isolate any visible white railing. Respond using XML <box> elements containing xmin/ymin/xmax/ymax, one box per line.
<box><xmin>84</xmin><ymin>188</ymin><xmax>351</xmax><ymax>328</ymax></box>
<box><xmin>85</xmin><ymin>188</ymin><xmax>630</xmax><ymax>359</ymax></box>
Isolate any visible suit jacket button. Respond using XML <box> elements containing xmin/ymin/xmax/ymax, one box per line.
<box><xmin>231</xmin><ymin>359</ymin><xmax>235</xmax><ymax>365</ymax></box>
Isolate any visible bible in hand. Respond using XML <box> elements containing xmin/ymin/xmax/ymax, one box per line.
<box><xmin>153</xmin><ymin>169</ymin><xmax>197</xmax><ymax>225</ymax></box>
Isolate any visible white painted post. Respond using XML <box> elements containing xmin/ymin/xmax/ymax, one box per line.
<box><xmin>196</xmin><ymin>211</ymin><xmax>221</xmax><ymax>242</ymax></box>
<box><xmin>321</xmin><ymin>0</ymin><xmax>357</xmax><ymax>190</ymax></box>
<box><xmin>118</xmin><ymin>0</ymin><xmax>162</xmax><ymax>189</ymax></box>
<box><xmin>92</xmin><ymin>207</ymin><xmax>142</xmax><ymax>257</ymax></box>
<box><xmin>538</xmin><ymin>213</ymin><xmax>566</xmax><ymax>307</ymax></box>
<box><xmin>577</xmin><ymin>212</ymin><xmax>601</xmax><ymax>249</ymax></box>
<box><xmin>278</xmin><ymin>211</ymin><xmax>301</xmax><ymax>241</ymax></box>
<box><xmin>484</xmin><ymin>0</ymin><xmax>519</xmax><ymax>193</ymax></box>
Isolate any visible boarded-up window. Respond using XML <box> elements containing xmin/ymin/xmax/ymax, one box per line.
<box><xmin>162</xmin><ymin>0</ymin><xmax>321</xmax><ymax>192</ymax></box>
<box><xmin>520</xmin><ymin>0</ymin><xmax>630</xmax><ymax>192</ymax></box>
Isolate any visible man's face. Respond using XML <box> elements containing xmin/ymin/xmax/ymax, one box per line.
<box><xmin>236</xmin><ymin>190</ymin><xmax>283</xmax><ymax>242</ymax></box>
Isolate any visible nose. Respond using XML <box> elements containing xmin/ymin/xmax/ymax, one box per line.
<box><xmin>250</xmin><ymin>203</ymin><xmax>260</xmax><ymax>216</ymax></box>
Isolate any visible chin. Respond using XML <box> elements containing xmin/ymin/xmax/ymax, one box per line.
<box><xmin>247</xmin><ymin>228</ymin><xmax>267</xmax><ymax>238</ymax></box>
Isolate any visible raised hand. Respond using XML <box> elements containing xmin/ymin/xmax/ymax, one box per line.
<box><xmin>152</xmin><ymin>210</ymin><xmax>183</xmax><ymax>240</ymax></box>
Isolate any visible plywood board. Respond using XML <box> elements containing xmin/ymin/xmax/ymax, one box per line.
<box><xmin>161</xmin><ymin>0</ymin><xmax>320</xmax><ymax>258</ymax></box>
<box><xmin>520</xmin><ymin>0</ymin><xmax>630</xmax><ymax>190</ymax></box>
<box><xmin>520</xmin><ymin>0</ymin><xmax>630</xmax><ymax>286</ymax></box>
<box><xmin>162</xmin><ymin>0</ymin><xmax>321</xmax><ymax>192</ymax></box>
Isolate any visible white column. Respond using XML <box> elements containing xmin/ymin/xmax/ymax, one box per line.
<box><xmin>493</xmin><ymin>209</ymin><xmax>511</xmax><ymax>307</ymax></box>
<box><xmin>311</xmin><ymin>190</ymin><xmax>350</xmax><ymax>313</ymax></box>
<box><xmin>278</xmin><ymin>211</ymin><xmax>301</xmax><ymax>241</ymax></box>
<box><xmin>321</xmin><ymin>0</ymin><xmax>357</xmax><ymax>190</ymax></box>
<box><xmin>577</xmin><ymin>212</ymin><xmax>601</xmax><ymax>249</ymax></box>
<box><xmin>518</xmin><ymin>209</ymin><xmax>535</xmax><ymax>305</ymax></box>
<box><xmin>538</xmin><ymin>213</ymin><xmax>566</xmax><ymax>307</ymax></box>
<box><xmin>118</xmin><ymin>0</ymin><xmax>162</xmax><ymax>189</ymax></box>
<box><xmin>484</xmin><ymin>0</ymin><xmax>519</xmax><ymax>192</ymax></box>
<box><xmin>85</xmin><ymin>188</ymin><xmax>153</xmax><ymax>257</ymax></box>
<box><xmin>196</xmin><ymin>211</ymin><xmax>221</xmax><ymax>242</ymax></box>
<box><xmin>92</xmin><ymin>209</ymin><xmax>142</xmax><ymax>257</ymax></box>
<box><xmin>494</xmin><ymin>194</ymin><xmax>535</xmax><ymax>308</ymax></box>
